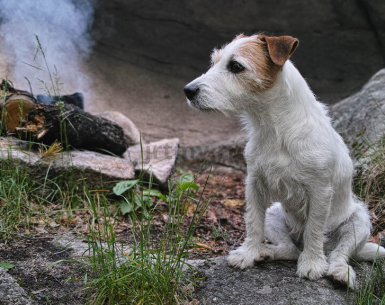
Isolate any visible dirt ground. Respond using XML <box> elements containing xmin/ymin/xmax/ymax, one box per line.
<box><xmin>0</xmin><ymin>236</ymin><xmax>85</xmax><ymax>304</ymax></box>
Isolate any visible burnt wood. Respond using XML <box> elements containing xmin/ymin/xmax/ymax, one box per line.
<box><xmin>25</xmin><ymin>103</ymin><xmax>128</xmax><ymax>155</ymax></box>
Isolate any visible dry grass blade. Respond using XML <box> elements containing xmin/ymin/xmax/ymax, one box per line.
<box><xmin>354</xmin><ymin>142</ymin><xmax>385</xmax><ymax>235</ymax></box>
<box><xmin>39</xmin><ymin>141</ymin><xmax>63</xmax><ymax>160</ymax></box>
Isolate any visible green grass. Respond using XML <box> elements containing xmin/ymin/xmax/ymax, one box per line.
<box><xmin>0</xmin><ymin>159</ymin><xmax>34</xmax><ymax>240</ymax></box>
<box><xmin>352</xmin><ymin>134</ymin><xmax>385</xmax><ymax>304</ymax></box>
<box><xmin>78</xmin><ymin>171</ymin><xmax>211</xmax><ymax>304</ymax></box>
<box><xmin>352</xmin><ymin>259</ymin><xmax>385</xmax><ymax>304</ymax></box>
<box><xmin>0</xmin><ymin>157</ymin><xmax>88</xmax><ymax>241</ymax></box>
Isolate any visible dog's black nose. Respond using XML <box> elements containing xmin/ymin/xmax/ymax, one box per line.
<box><xmin>184</xmin><ymin>84</ymin><xmax>199</xmax><ymax>100</ymax></box>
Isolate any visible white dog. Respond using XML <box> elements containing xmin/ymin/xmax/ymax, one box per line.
<box><xmin>184</xmin><ymin>33</ymin><xmax>385</xmax><ymax>287</ymax></box>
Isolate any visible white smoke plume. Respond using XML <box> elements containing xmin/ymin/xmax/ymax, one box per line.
<box><xmin>0</xmin><ymin>0</ymin><xmax>95</xmax><ymax>106</ymax></box>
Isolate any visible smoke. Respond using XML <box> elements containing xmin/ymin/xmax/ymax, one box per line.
<box><xmin>0</xmin><ymin>0</ymin><xmax>95</xmax><ymax>107</ymax></box>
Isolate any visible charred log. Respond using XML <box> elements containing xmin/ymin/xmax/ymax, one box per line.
<box><xmin>24</xmin><ymin>103</ymin><xmax>128</xmax><ymax>155</ymax></box>
<box><xmin>36</xmin><ymin>93</ymin><xmax>84</xmax><ymax>109</ymax></box>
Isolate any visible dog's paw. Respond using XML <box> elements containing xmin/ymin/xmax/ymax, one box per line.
<box><xmin>328</xmin><ymin>262</ymin><xmax>356</xmax><ymax>289</ymax></box>
<box><xmin>296</xmin><ymin>252</ymin><xmax>328</xmax><ymax>280</ymax></box>
<box><xmin>258</xmin><ymin>244</ymin><xmax>275</xmax><ymax>261</ymax></box>
<box><xmin>227</xmin><ymin>245</ymin><xmax>274</xmax><ymax>269</ymax></box>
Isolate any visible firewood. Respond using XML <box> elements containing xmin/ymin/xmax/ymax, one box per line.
<box><xmin>3</xmin><ymin>95</ymin><xmax>36</xmax><ymax>133</ymax></box>
<box><xmin>0</xmin><ymin>80</ymin><xmax>37</xmax><ymax>133</ymax></box>
<box><xmin>23</xmin><ymin>103</ymin><xmax>128</xmax><ymax>155</ymax></box>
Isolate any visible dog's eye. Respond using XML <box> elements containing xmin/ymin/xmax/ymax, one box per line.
<box><xmin>228</xmin><ymin>60</ymin><xmax>245</xmax><ymax>73</ymax></box>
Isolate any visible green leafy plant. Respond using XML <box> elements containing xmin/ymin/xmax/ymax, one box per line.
<box><xmin>112</xmin><ymin>179</ymin><xmax>156</xmax><ymax>217</ymax></box>
<box><xmin>79</xmin><ymin>170</ymin><xmax>211</xmax><ymax>304</ymax></box>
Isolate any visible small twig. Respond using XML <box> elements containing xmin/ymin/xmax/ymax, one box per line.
<box><xmin>32</xmin><ymin>236</ymin><xmax>54</xmax><ymax>240</ymax></box>
<box><xmin>52</xmin><ymin>247</ymin><xmax>71</xmax><ymax>255</ymax></box>
<box><xmin>52</xmin><ymin>275</ymin><xmax>63</xmax><ymax>286</ymax></box>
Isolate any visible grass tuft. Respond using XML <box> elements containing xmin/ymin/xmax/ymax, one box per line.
<box><xmin>80</xmin><ymin>171</ymin><xmax>211</xmax><ymax>304</ymax></box>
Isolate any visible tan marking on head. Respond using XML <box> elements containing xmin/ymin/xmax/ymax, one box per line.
<box><xmin>235</xmin><ymin>35</ymin><xmax>282</xmax><ymax>92</ymax></box>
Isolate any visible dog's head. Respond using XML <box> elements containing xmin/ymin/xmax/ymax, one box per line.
<box><xmin>184</xmin><ymin>34</ymin><xmax>298</xmax><ymax>113</ymax></box>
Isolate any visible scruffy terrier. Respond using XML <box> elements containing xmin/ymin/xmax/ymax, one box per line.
<box><xmin>183</xmin><ymin>33</ymin><xmax>385</xmax><ymax>288</ymax></box>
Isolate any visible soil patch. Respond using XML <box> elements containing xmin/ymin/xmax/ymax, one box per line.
<box><xmin>0</xmin><ymin>237</ymin><xmax>85</xmax><ymax>304</ymax></box>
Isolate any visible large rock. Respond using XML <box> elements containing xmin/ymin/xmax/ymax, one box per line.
<box><xmin>124</xmin><ymin>138</ymin><xmax>179</xmax><ymax>188</ymax></box>
<box><xmin>177</xmin><ymin>138</ymin><xmax>247</xmax><ymax>172</ymax></box>
<box><xmin>0</xmin><ymin>136</ymin><xmax>179</xmax><ymax>189</ymax></box>
<box><xmin>192</xmin><ymin>257</ymin><xmax>381</xmax><ymax>305</ymax></box>
<box><xmin>330</xmin><ymin>68</ymin><xmax>385</xmax><ymax>159</ymax></box>
<box><xmin>0</xmin><ymin>137</ymin><xmax>135</xmax><ymax>182</ymax></box>
<box><xmin>98</xmin><ymin>110</ymin><xmax>141</xmax><ymax>146</ymax></box>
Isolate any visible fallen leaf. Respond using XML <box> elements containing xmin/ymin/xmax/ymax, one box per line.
<box><xmin>48</xmin><ymin>220</ymin><xmax>59</xmax><ymax>228</ymax></box>
<box><xmin>223</xmin><ymin>199</ymin><xmax>245</xmax><ymax>209</ymax></box>
<box><xmin>31</xmin><ymin>288</ymin><xmax>47</xmax><ymax>294</ymax></box>
<box><xmin>369</xmin><ymin>233</ymin><xmax>380</xmax><ymax>244</ymax></box>
<box><xmin>194</xmin><ymin>243</ymin><xmax>214</xmax><ymax>251</ymax></box>
<box><xmin>0</xmin><ymin>262</ymin><xmax>15</xmax><ymax>269</ymax></box>
<box><xmin>35</xmin><ymin>226</ymin><xmax>48</xmax><ymax>234</ymax></box>
<box><xmin>30</xmin><ymin>217</ymin><xmax>45</xmax><ymax>226</ymax></box>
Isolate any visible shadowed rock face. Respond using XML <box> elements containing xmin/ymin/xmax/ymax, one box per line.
<box><xmin>330</xmin><ymin>68</ymin><xmax>385</xmax><ymax>160</ymax></box>
<box><xmin>91</xmin><ymin>0</ymin><xmax>385</xmax><ymax>104</ymax></box>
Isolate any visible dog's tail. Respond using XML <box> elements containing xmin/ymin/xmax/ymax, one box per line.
<box><xmin>353</xmin><ymin>242</ymin><xmax>385</xmax><ymax>261</ymax></box>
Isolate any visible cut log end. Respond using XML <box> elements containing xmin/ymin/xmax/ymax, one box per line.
<box><xmin>3</xmin><ymin>95</ymin><xmax>35</xmax><ymax>133</ymax></box>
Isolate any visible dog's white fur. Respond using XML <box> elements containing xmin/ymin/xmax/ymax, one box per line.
<box><xmin>184</xmin><ymin>34</ymin><xmax>385</xmax><ymax>288</ymax></box>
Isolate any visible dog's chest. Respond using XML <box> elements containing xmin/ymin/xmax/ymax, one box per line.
<box><xmin>245</xmin><ymin>139</ymin><xmax>307</xmax><ymax>203</ymax></box>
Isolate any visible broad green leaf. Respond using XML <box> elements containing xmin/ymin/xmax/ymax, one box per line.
<box><xmin>0</xmin><ymin>262</ymin><xmax>15</xmax><ymax>269</ymax></box>
<box><xmin>134</xmin><ymin>194</ymin><xmax>142</xmax><ymax>208</ymax></box>
<box><xmin>178</xmin><ymin>181</ymin><xmax>199</xmax><ymax>192</ymax></box>
<box><xmin>177</xmin><ymin>173</ymin><xmax>194</xmax><ymax>185</ymax></box>
<box><xmin>120</xmin><ymin>201</ymin><xmax>133</xmax><ymax>215</ymax></box>
<box><xmin>143</xmin><ymin>209</ymin><xmax>149</xmax><ymax>219</ymax></box>
<box><xmin>134</xmin><ymin>194</ymin><xmax>154</xmax><ymax>209</ymax></box>
<box><xmin>113</xmin><ymin>180</ymin><xmax>139</xmax><ymax>196</ymax></box>
<box><xmin>144</xmin><ymin>196</ymin><xmax>154</xmax><ymax>207</ymax></box>
<box><xmin>142</xmin><ymin>189</ymin><xmax>167</xmax><ymax>202</ymax></box>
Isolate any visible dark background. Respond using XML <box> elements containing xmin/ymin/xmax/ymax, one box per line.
<box><xmin>91</xmin><ymin>0</ymin><xmax>385</xmax><ymax>104</ymax></box>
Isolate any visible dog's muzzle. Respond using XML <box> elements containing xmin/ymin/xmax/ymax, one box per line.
<box><xmin>183</xmin><ymin>84</ymin><xmax>199</xmax><ymax>101</ymax></box>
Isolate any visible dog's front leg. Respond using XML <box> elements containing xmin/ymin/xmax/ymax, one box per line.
<box><xmin>296</xmin><ymin>185</ymin><xmax>332</xmax><ymax>280</ymax></box>
<box><xmin>227</xmin><ymin>175</ymin><xmax>273</xmax><ymax>269</ymax></box>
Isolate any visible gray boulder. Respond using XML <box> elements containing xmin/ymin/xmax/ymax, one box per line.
<box><xmin>0</xmin><ymin>137</ymin><xmax>135</xmax><ymax>187</ymax></box>
<box><xmin>192</xmin><ymin>257</ymin><xmax>382</xmax><ymax>305</ymax></box>
<box><xmin>123</xmin><ymin>138</ymin><xmax>179</xmax><ymax>188</ymax></box>
<box><xmin>330</xmin><ymin>68</ymin><xmax>385</xmax><ymax>159</ymax></box>
<box><xmin>0</xmin><ymin>136</ymin><xmax>179</xmax><ymax>189</ymax></box>
<box><xmin>98</xmin><ymin>111</ymin><xmax>141</xmax><ymax>146</ymax></box>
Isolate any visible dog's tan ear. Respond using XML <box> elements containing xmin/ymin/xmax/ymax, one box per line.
<box><xmin>261</xmin><ymin>35</ymin><xmax>299</xmax><ymax>66</ymax></box>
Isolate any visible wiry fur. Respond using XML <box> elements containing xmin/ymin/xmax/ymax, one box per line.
<box><xmin>184</xmin><ymin>34</ymin><xmax>385</xmax><ymax>288</ymax></box>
